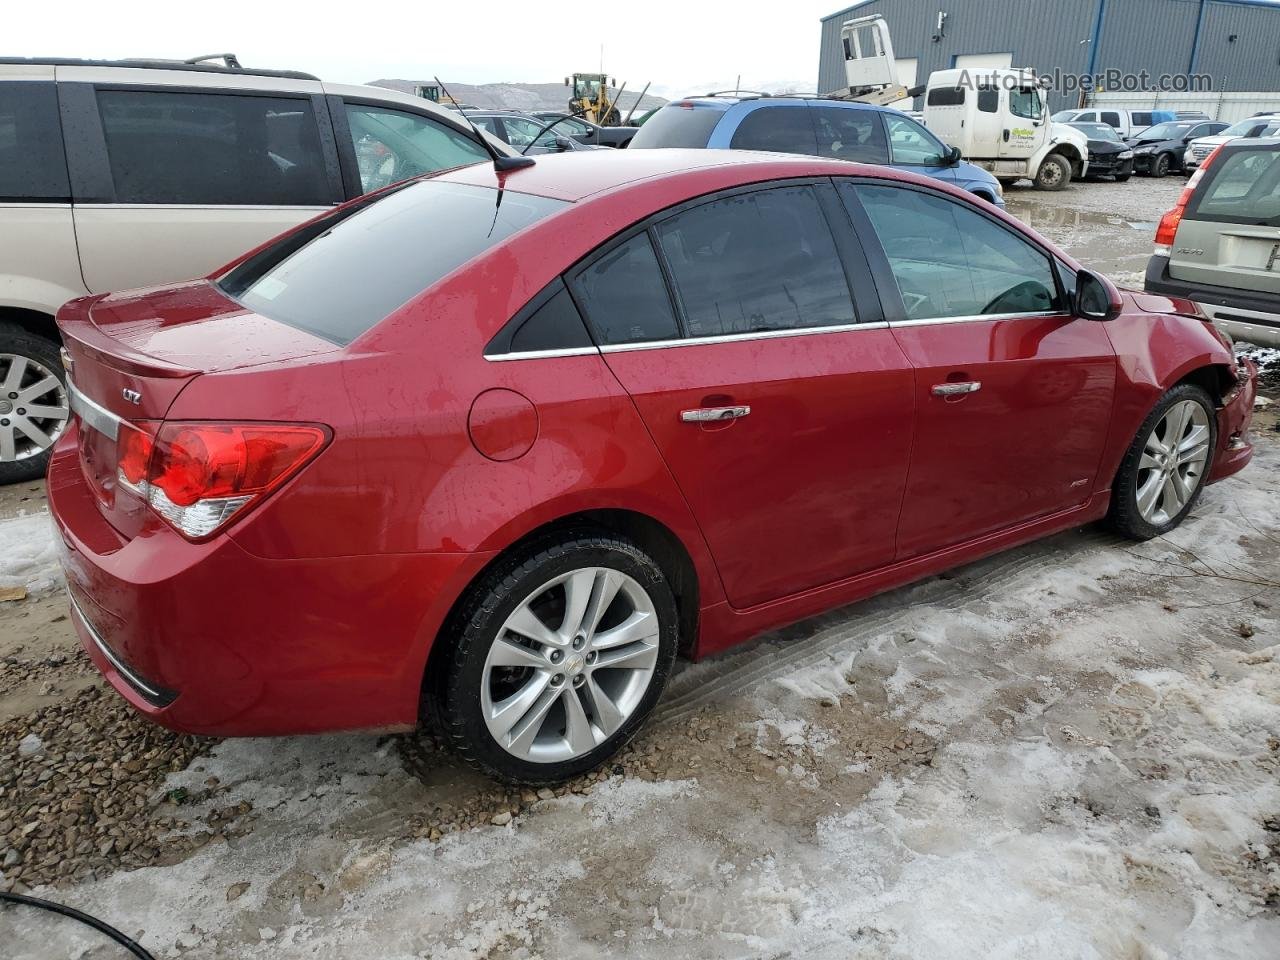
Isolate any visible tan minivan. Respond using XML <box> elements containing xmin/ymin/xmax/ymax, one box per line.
<box><xmin>0</xmin><ymin>56</ymin><xmax>507</xmax><ymax>482</ymax></box>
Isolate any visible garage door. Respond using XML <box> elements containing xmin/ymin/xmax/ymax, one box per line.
<box><xmin>953</xmin><ymin>52</ymin><xmax>1014</xmax><ymax>71</ymax></box>
<box><xmin>892</xmin><ymin>58</ymin><xmax>918</xmax><ymax>109</ymax></box>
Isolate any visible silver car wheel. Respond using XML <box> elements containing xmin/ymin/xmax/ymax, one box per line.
<box><xmin>0</xmin><ymin>353</ymin><xmax>69</xmax><ymax>463</ymax></box>
<box><xmin>1135</xmin><ymin>399</ymin><xmax>1211</xmax><ymax>526</ymax></box>
<box><xmin>481</xmin><ymin>567</ymin><xmax>660</xmax><ymax>764</ymax></box>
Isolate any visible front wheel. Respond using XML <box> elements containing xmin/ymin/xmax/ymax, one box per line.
<box><xmin>1034</xmin><ymin>154</ymin><xmax>1071</xmax><ymax>191</ymax></box>
<box><xmin>433</xmin><ymin>532</ymin><xmax>679</xmax><ymax>784</ymax></box>
<box><xmin>0</xmin><ymin>323</ymin><xmax>71</xmax><ymax>485</ymax></box>
<box><xmin>1107</xmin><ymin>384</ymin><xmax>1216</xmax><ymax>541</ymax></box>
<box><xmin>1150</xmin><ymin>153</ymin><xmax>1171</xmax><ymax>178</ymax></box>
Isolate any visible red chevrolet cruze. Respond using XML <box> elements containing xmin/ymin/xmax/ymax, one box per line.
<box><xmin>49</xmin><ymin>149</ymin><xmax>1257</xmax><ymax>783</ymax></box>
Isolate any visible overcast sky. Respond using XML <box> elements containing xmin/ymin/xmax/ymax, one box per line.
<box><xmin>8</xmin><ymin>0</ymin><xmax>843</xmax><ymax>95</ymax></box>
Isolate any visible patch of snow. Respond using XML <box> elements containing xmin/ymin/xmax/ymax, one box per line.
<box><xmin>0</xmin><ymin>510</ymin><xmax>62</xmax><ymax>594</ymax></box>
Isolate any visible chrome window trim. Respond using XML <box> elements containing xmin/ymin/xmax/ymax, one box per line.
<box><xmin>71</xmin><ymin>203</ymin><xmax>336</xmax><ymax>211</ymax></box>
<box><xmin>68</xmin><ymin>379</ymin><xmax>122</xmax><ymax>440</ymax></box>
<box><xmin>0</xmin><ymin>201</ymin><xmax>73</xmax><ymax>208</ymax></box>
<box><xmin>484</xmin><ymin>346</ymin><xmax>601</xmax><ymax>363</ymax></box>
<box><xmin>888</xmin><ymin>310</ymin><xmax>1064</xmax><ymax>328</ymax></box>
<box><xmin>598</xmin><ymin>321</ymin><xmax>890</xmax><ymax>354</ymax></box>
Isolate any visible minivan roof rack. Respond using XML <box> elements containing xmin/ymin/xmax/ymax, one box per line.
<box><xmin>700</xmin><ymin>90</ymin><xmax>769</xmax><ymax>99</ymax></box>
<box><xmin>0</xmin><ymin>55</ymin><xmax>320</xmax><ymax>82</ymax></box>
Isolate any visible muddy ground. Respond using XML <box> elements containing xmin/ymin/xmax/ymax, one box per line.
<box><xmin>1</xmin><ymin>177</ymin><xmax>1278</xmax><ymax>959</ymax></box>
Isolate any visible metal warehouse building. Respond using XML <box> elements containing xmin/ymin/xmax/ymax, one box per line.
<box><xmin>818</xmin><ymin>0</ymin><xmax>1280</xmax><ymax>111</ymax></box>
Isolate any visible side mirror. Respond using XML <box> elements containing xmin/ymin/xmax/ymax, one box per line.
<box><xmin>1073</xmin><ymin>269</ymin><xmax>1123</xmax><ymax>322</ymax></box>
<box><xmin>946</xmin><ymin>145</ymin><xmax>963</xmax><ymax>166</ymax></box>
<box><xmin>554</xmin><ymin>137</ymin><xmax>574</xmax><ymax>152</ymax></box>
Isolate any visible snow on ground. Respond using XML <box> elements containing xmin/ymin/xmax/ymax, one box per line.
<box><xmin>8</xmin><ymin>436</ymin><xmax>1278</xmax><ymax>959</ymax></box>
<box><xmin>0</xmin><ymin>509</ymin><xmax>61</xmax><ymax>594</ymax></box>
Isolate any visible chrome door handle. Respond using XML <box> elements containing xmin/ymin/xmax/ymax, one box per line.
<box><xmin>681</xmin><ymin>405</ymin><xmax>751</xmax><ymax>423</ymax></box>
<box><xmin>931</xmin><ymin>381</ymin><xmax>982</xmax><ymax>397</ymax></box>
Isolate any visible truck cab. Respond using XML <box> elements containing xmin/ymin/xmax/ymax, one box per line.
<box><xmin>924</xmin><ymin>68</ymin><xmax>1088</xmax><ymax>191</ymax></box>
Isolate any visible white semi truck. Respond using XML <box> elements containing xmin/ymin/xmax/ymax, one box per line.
<box><xmin>832</xmin><ymin>16</ymin><xmax>1089</xmax><ymax>191</ymax></box>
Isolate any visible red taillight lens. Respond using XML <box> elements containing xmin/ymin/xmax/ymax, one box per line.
<box><xmin>1154</xmin><ymin>144</ymin><xmax>1224</xmax><ymax>255</ymax></box>
<box><xmin>116</xmin><ymin>422</ymin><xmax>328</xmax><ymax>540</ymax></box>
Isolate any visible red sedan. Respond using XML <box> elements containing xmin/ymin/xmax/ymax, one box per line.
<box><xmin>49</xmin><ymin>149</ymin><xmax>1257</xmax><ymax>783</ymax></box>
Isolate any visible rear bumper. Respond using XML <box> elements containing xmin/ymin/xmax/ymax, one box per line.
<box><xmin>1145</xmin><ymin>255</ymin><xmax>1280</xmax><ymax>348</ymax></box>
<box><xmin>48</xmin><ymin>427</ymin><xmax>490</xmax><ymax>737</ymax></box>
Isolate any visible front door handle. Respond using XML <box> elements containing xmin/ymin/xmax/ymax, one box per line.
<box><xmin>681</xmin><ymin>405</ymin><xmax>751</xmax><ymax>423</ymax></box>
<box><xmin>931</xmin><ymin>381</ymin><xmax>982</xmax><ymax>397</ymax></box>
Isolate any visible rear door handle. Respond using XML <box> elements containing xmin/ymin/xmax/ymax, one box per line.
<box><xmin>681</xmin><ymin>405</ymin><xmax>751</xmax><ymax>423</ymax></box>
<box><xmin>931</xmin><ymin>381</ymin><xmax>982</xmax><ymax>397</ymax></box>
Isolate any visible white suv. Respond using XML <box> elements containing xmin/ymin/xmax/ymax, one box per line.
<box><xmin>0</xmin><ymin>55</ymin><xmax>509</xmax><ymax>482</ymax></box>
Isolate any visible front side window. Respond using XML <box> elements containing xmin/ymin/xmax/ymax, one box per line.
<box><xmin>1009</xmin><ymin>88</ymin><xmax>1044</xmax><ymax>122</ymax></box>
<box><xmin>0</xmin><ymin>81</ymin><xmax>69</xmax><ymax>201</ymax></box>
<box><xmin>97</xmin><ymin>90</ymin><xmax>331</xmax><ymax>205</ymax></box>
<box><xmin>728</xmin><ymin>106</ymin><xmax>818</xmax><ymax>156</ymax></box>
<box><xmin>571</xmin><ymin>233</ymin><xmax>680</xmax><ymax>346</ymax></box>
<box><xmin>344</xmin><ymin>105</ymin><xmax>487</xmax><ymax>193</ymax></box>
<box><xmin>220</xmin><ymin>181</ymin><xmax>565</xmax><ymax>344</ymax></box>
<box><xmin>654</xmin><ymin>185</ymin><xmax>856</xmax><ymax>337</ymax></box>
<box><xmin>849</xmin><ymin>183</ymin><xmax>1061</xmax><ymax>320</ymax></box>
<box><xmin>884</xmin><ymin>114</ymin><xmax>948</xmax><ymax>166</ymax></box>
<box><xmin>812</xmin><ymin>107</ymin><xmax>888</xmax><ymax>163</ymax></box>
<box><xmin>496</xmin><ymin>115</ymin><xmax>561</xmax><ymax>150</ymax></box>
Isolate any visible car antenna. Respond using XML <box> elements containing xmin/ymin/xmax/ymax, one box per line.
<box><xmin>434</xmin><ymin>76</ymin><xmax>534</xmax><ymax>172</ymax></box>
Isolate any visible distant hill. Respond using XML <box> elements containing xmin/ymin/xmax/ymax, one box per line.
<box><xmin>367</xmin><ymin>79</ymin><xmax>667</xmax><ymax>116</ymax></box>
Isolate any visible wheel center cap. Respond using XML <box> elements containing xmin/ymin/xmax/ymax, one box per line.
<box><xmin>0</xmin><ymin>401</ymin><xmax>11</xmax><ymax>415</ymax></box>
<box><xmin>564</xmin><ymin>654</ymin><xmax>586</xmax><ymax>676</ymax></box>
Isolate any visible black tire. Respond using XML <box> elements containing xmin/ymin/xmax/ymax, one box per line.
<box><xmin>1107</xmin><ymin>384</ymin><xmax>1217</xmax><ymax>541</ymax></box>
<box><xmin>1151</xmin><ymin>153</ymin><xmax>1171</xmax><ymax>178</ymax></box>
<box><xmin>431</xmin><ymin>531</ymin><xmax>679</xmax><ymax>784</ymax></box>
<box><xmin>1034</xmin><ymin>153</ymin><xmax>1071</xmax><ymax>191</ymax></box>
<box><xmin>0</xmin><ymin>322</ymin><xmax>68</xmax><ymax>485</ymax></box>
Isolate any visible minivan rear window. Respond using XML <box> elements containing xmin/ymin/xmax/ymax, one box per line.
<box><xmin>219</xmin><ymin>181</ymin><xmax>567</xmax><ymax>344</ymax></box>
<box><xmin>1188</xmin><ymin>148</ymin><xmax>1280</xmax><ymax>227</ymax></box>
<box><xmin>629</xmin><ymin>104</ymin><xmax>725</xmax><ymax>148</ymax></box>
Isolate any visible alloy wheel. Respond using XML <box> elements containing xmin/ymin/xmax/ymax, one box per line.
<box><xmin>481</xmin><ymin>567</ymin><xmax>660</xmax><ymax>763</ymax></box>
<box><xmin>1135</xmin><ymin>399</ymin><xmax>1211</xmax><ymax>526</ymax></box>
<box><xmin>0</xmin><ymin>353</ymin><xmax>69</xmax><ymax>463</ymax></box>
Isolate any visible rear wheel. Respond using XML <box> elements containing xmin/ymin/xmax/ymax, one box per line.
<box><xmin>1034</xmin><ymin>153</ymin><xmax>1071</xmax><ymax>191</ymax></box>
<box><xmin>433</xmin><ymin>532</ymin><xmax>679</xmax><ymax>784</ymax></box>
<box><xmin>1108</xmin><ymin>385</ymin><xmax>1216</xmax><ymax>541</ymax></box>
<box><xmin>0</xmin><ymin>323</ymin><xmax>70</xmax><ymax>485</ymax></box>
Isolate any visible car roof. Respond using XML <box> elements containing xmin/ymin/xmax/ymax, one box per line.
<box><xmin>668</xmin><ymin>94</ymin><xmax>881</xmax><ymax>113</ymax></box>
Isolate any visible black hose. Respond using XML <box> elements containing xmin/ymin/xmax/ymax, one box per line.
<box><xmin>0</xmin><ymin>891</ymin><xmax>156</xmax><ymax>960</ymax></box>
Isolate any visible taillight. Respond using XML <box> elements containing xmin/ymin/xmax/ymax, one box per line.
<box><xmin>115</xmin><ymin>422</ymin><xmax>328</xmax><ymax>540</ymax></box>
<box><xmin>1154</xmin><ymin>144</ymin><xmax>1224</xmax><ymax>256</ymax></box>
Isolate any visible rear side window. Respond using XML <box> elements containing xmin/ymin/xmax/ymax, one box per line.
<box><xmin>220</xmin><ymin>181</ymin><xmax>566</xmax><ymax>344</ymax></box>
<box><xmin>628</xmin><ymin>104</ymin><xmax>724</xmax><ymax>148</ymax></box>
<box><xmin>926</xmin><ymin>87</ymin><xmax>965</xmax><ymax>107</ymax></box>
<box><xmin>1101</xmin><ymin>112</ymin><xmax>1121</xmax><ymax>127</ymax></box>
<box><xmin>849</xmin><ymin>183</ymin><xmax>1061</xmax><ymax>320</ymax></box>
<box><xmin>1132</xmin><ymin>112</ymin><xmax>1153</xmax><ymax>127</ymax></box>
<box><xmin>1188</xmin><ymin>149</ymin><xmax>1280</xmax><ymax>227</ymax></box>
<box><xmin>0</xmin><ymin>82</ymin><xmax>69</xmax><ymax>201</ymax></box>
<box><xmin>344</xmin><ymin>105</ymin><xmax>487</xmax><ymax>194</ymax></box>
<box><xmin>571</xmin><ymin>233</ymin><xmax>680</xmax><ymax>345</ymax></box>
<box><xmin>977</xmin><ymin>88</ymin><xmax>999</xmax><ymax>113</ymax></box>
<box><xmin>728</xmin><ymin>106</ymin><xmax>818</xmax><ymax>155</ymax></box>
<box><xmin>654</xmin><ymin>185</ymin><xmax>856</xmax><ymax>336</ymax></box>
<box><xmin>812</xmin><ymin>107</ymin><xmax>888</xmax><ymax>163</ymax></box>
<box><xmin>97</xmin><ymin>90</ymin><xmax>331</xmax><ymax>205</ymax></box>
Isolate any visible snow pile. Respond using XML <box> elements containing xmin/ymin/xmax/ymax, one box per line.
<box><xmin>1237</xmin><ymin>342</ymin><xmax>1280</xmax><ymax>370</ymax></box>
<box><xmin>0</xmin><ymin>510</ymin><xmax>62</xmax><ymax>594</ymax></box>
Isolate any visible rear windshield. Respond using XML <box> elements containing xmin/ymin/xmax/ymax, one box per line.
<box><xmin>219</xmin><ymin>180</ymin><xmax>566</xmax><ymax>344</ymax></box>
<box><xmin>629</xmin><ymin>104</ymin><xmax>724</xmax><ymax>148</ymax></box>
<box><xmin>1188</xmin><ymin>147</ymin><xmax>1280</xmax><ymax>226</ymax></box>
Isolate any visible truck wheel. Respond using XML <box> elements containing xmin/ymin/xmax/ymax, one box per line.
<box><xmin>1033</xmin><ymin>154</ymin><xmax>1071</xmax><ymax>191</ymax></box>
<box><xmin>0</xmin><ymin>322</ymin><xmax>70</xmax><ymax>485</ymax></box>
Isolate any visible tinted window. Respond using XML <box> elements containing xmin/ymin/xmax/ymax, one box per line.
<box><xmin>1076</xmin><ymin>112</ymin><xmax>1097</xmax><ymax>122</ymax></box>
<box><xmin>654</xmin><ymin>185</ymin><xmax>856</xmax><ymax>337</ymax></box>
<box><xmin>812</xmin><ymin>107</ymin><xmax>888</xmax><ymax>163</ymax></box>
<box><xmin>0</xmin><ymin>82</ymin><xmax>69</xmax><ymax>201</ymax></box>
<box><xmin>1188</xmin><ymin>148</ymin><xmax>1280</xmax><ymax>227</ymax></box>
<box><xmin>1101</xmin><ymin>112</ymin><xmax>1120</xmax><ymax>127</ymax></box>
<box><xmin>220</xmin><ymin>181</ymin><xmax>565</xmax><ymax>344</ymax></box>
<box><xmin>571</xmin><ymin>233</ymin><xmax>680</xmax><ymax>345</ymax></box>
<box><xmin>629</xmin><ymin>104</ymin><xmax>724</xmax><ymax>148</ymax></box>
<box><xmin>97</xmin><ymin>90</ymin><xmax>331</xmax><ymax>205</ymax></box>
<box><xmin>345</xmin><ymin>105</ymin><xmax>487</xmax><ymax>194</ymax></box>
<box><xmin>927</xmin><ymin>87</ymin><xmax>965</xmax><ymax>107</ymax></box>
<box><xmin>885</xmin><ymin>114</ymin><xmax>948</xmax><ymax>165</ymax></box>
<box><xmin>504</xmin><ymin>282</ymin><xmax>593</xmax><ymax>354</ymax></box>
<box><xmin>1187</xmin><ymin>123</ymin><xmax>1217</xmax><ymax>140</ymax></box>
<box><xmin>729</xmin><ymin>106</ymin><xmax>818</xmax><ymax>155</ymax></box>
<box><xmin>850</xmin><ymin>183</ymin><xmax>1061</xmax><ymax>320</ymax></box>
<box><xmin>977</xmin><ymin>88</ymin><xmax>999</xmax><ymax>113</ymax></box>
<box><xmin>1132</xmin><ymin>112</ymin><xmax>1153</xmax><ymax>127</ymax></box>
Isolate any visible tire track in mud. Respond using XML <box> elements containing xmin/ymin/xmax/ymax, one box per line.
<box><xmin>656</xmin><ymin>528</ymin><xmax>1121</xmax><ymax>725</ymax></box>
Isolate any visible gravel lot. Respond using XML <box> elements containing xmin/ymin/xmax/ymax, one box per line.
<box><xmin>1</xmin><ymin>176</ymin><xmax>1278</xmax><ymax>959</ymax></box>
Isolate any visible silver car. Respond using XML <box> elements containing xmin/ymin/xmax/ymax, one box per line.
<box><xmin>1145</xmin><ymin>137</ymin><xmax>1280</xmax><ymax>347</ymax></box>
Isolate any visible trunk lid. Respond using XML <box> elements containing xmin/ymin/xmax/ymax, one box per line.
<box><xmin>58</xmin><ymin>280</ymin><xmax>338</xmax><ymax>539</ymax></box>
